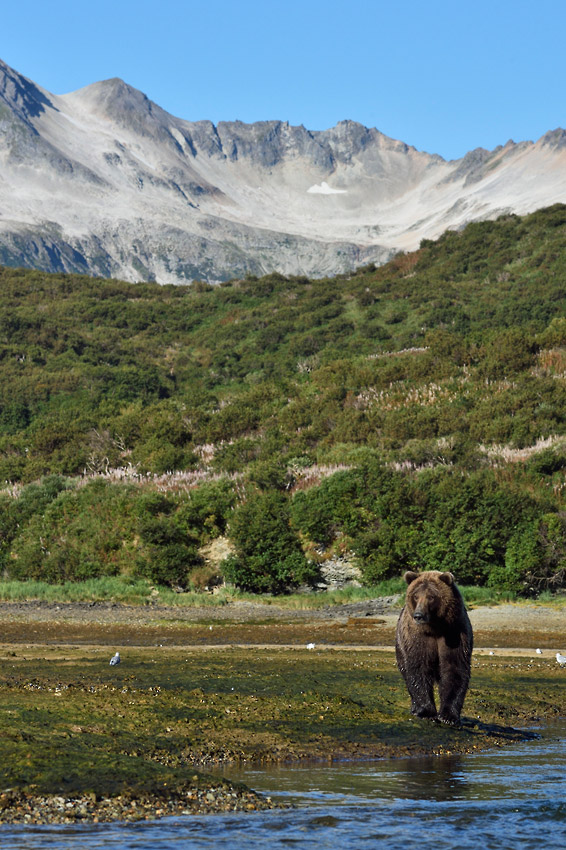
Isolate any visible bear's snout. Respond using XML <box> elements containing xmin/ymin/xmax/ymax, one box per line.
<box><xmin>412</xmin><ymin>608</ymin><xmax>429</xmax><ymax>624</ymax></box>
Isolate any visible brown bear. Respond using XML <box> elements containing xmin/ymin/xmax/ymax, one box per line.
<box><xmin>395</xmin><ymin>570</ymin><xmax>473</xmax><ymax>725</ymax></box>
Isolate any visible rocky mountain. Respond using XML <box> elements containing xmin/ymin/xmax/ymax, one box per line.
<box><xmin>1</xmin><ymin>58</ymin><xmax>566</xmax><ymax>283</ymax></box>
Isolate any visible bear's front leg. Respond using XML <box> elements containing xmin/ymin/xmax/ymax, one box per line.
<box><xmin>400</xmin><ymin>664</ymin><xmax>437</xmax><ymax>719</ymax></box>
<box><xmin>408</xmin><ymin>675</ymin><xmax>437</xmax><ymax>719</ymax></box>
<box><xmin>395</xmin><ymin>634</ymin><xmax>438</xmax><ymax>719</ymax></box>
<box><xmin>437</xmin><ymin>650</ymin><xmax>471</xmax><ymax>725</ymax></box>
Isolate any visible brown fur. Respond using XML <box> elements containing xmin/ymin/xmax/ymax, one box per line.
<box><xmin>395</xmin><ymin>570</ymin><xmax>473</xmax><ymax>725</ymax></box>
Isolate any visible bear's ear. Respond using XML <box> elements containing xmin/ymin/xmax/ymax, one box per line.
<box><xmin>404</xmin><ymin>571</ymin><xmax>419</xmax><ymax>585</ymax></box>
<box><xmin>439</xmin><ymin>572</ymin><xmax>455</xmax><ymax>586</ymax></box>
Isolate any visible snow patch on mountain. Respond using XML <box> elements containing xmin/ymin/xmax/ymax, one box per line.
<box><xmin>307</xmin><ymin>181</ymin><xmax>348</xmax><ymax>194</ymax></box>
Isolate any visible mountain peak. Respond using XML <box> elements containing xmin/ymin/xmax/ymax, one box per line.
<box><xmin>0</xmin><ymin>59</ymin><xmax>55</xmax><ymax>121</ymax></box>
<box><xmin>540</xmin><ymin>128</ymin><xmax>566</xmax><ymax>150</ymax></box>
<box><xmin>67</xmin><ymin>76</ymin><xmax>153</xmax><ymax>116</ymax></box>
<box><xmin>64</xmin><ymin>75</ymin><xmax>176</xmax><ymax>143</ymax></box>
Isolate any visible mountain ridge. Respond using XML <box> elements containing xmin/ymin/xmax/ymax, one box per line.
<box><xmin>1</xmin><ymin>59</ymin><xmax>566</xmax><ymax>283</ymax></box>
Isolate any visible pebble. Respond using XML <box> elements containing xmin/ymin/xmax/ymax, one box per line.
<box><xmin>0</xmin><ymin>785</ymin><xmax>282</xmax><ymax>824</ymax></box>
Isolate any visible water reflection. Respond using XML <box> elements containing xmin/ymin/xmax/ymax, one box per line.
<box><xmin>378</xmin><ymin>754</ymin><xmax>469</xmax><ymax>801</ymax></box>
<box><xmin>218</xmin><ymin>721</ymin><xmax>565</xmax><ymax>810</ymax></box>
<box><xmin>2</xmin><ymin>724</ymin><xmax>566</xmax><ymax>850</ymax></box>
<box><xmin>217</xmin><ymin>752</ymin><xmax>472</xmax><ymax>804</ymax></box>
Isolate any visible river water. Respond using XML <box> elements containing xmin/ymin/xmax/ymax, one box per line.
<box><xmin>3</xmin><ymin>725</ymin><xmax>566</xmax><ymax>850</ymax></box>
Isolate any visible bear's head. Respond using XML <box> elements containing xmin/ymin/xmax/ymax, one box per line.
<box><xmin>403</xmin><ymin>570</ymin><xmax>457</xmax><ymax>627</ymax></box>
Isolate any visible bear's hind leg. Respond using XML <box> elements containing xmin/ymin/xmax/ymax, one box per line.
<box><xmin>438</xmin><ymin>668</ymin><xmax>469</xmax><ymax>725</ymax></box>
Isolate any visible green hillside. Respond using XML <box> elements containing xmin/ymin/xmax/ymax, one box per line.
<box><xmin>3</xmin><ymin>204</ymin><xmax>566</xmax><ymax>594</ymax></box>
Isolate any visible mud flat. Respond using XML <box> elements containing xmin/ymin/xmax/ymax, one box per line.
<box><xmin>1</xmin><ymin>596</ymin><xmax>565</xmax><ymax>650</ymax></box>
<box><xmin>1</xmin><ymin>599</ymin><xmax>565</xmax><ymax>823</ymax></box>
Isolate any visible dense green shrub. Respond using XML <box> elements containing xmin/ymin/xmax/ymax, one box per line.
<box><xmin>176</xmin><ymin>479</ymin><xmax>237</xmax><ymax>540</ymax></box>
<box><xmin>0</xmin><ymin>475</ymin><xmax>69</xmax><ymax>570</ymax></box>
<box><xmin>131</xmin><ymin>492</ymin><xmax>202</xmax><ymax>587</ymax></box>
<box><xmin>412</xmin><ymin>469</ymin><xmax>540</xmax><ymax>584</ymax></box>
<box><xmin>526</xmin><ymin>448</ymin><xmax>566</xmax><ymax>476</ymax></box>
<box><xmin>6</xmin><ymin>480</ymin><xmax>136</xmax><ymax>582</ymax></box>
<box><xmin>480</xmin><ymin>329</ymin><xmax>538</xmax><ymax>380</ymax></box>
<box><xmin>247</xmin><ymin>458</ymin><xmax>290</xmax><ymax>490</ymax></box>
<box><xmin>3</xmin><ymin>206</ymin><xmax>566</xmax><ymax>593</ymax></box>
<box><xmin>291</xmin><ymin>462</ymin><xmax>549</xmax><ymax>588</ymax></box>
<box><xmin>489</xmin><ymin>513</ymin><xmax>566</xmax><ymax>594</ymax></box>
<box><xmin>291</xmin><ymin>470</ymin><xmax>365</xmax><ymax>547</ymax></box>
<box><xmin>223</xmin><ymin>491</ymin><xmax>318</xmax><ymax>593</ymax></box>
<box><xmin>350</xmin><ymin>522</ymin><xmax>421</xmax><ymax>583</ymax></box>
<box><xmin>2</xmin><ymin>480</ymin><xmax>222</xmax><ymax>588</ymax></box>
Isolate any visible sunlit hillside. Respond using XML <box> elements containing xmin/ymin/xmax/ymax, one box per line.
<box><xmin>2</xmin><ymin>205</ymin><xmax>566</xmax><ymax>594</ymax></box>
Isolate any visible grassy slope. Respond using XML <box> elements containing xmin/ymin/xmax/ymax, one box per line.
<box><xmin>2</xmin><ymin>203</ymin><xmax>566</xmax><ymax>483</ymax></box>
<box><xmin>2</xmin><ymin>204</ymin><xmax>566</xmax><ymax>592</ymax></box>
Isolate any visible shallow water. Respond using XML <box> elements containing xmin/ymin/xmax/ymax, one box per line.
<box><xmin>3</xmin><ymin>725</ymin><xmax>566</xmax><ymax>850</ymax></box>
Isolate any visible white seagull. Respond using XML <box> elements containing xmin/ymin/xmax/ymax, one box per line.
<box><xmin>306</xmin><ymin>643</ymin><xmax>316</xmax><ymax>650</ymax></box>
<box><xmin>555</xmin><ymin>652</ymin><xmax>566</xmax><ymax>666</ymax></box>
<box><xmin>536</xmin><ymin>648</ymin><xmax>543</xmax><ymax>654</ymax></box>
<box><xmin>110</xmin><ymin>652</ymin><xmax>121</xmax><ymax>666</ymax></box>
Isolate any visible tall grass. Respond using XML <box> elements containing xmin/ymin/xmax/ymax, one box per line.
<box><xmin>0</xmin><ymin>577</ymin><xmax>562</xmax><ymax>607</ymax></box>
<box><xmin>0</xmin><ymin>577</ymin><xmax>155</xmax><ymax>604</ymax></box>
<box><xmin>0</xmin><ymin>577</ymin><xmax>405</xmax><ymax>607</ymax></box>
<box><xmin>459</xmin><ymin>585</ymin><xmax>517</xmax><ymax>606</ymax></box>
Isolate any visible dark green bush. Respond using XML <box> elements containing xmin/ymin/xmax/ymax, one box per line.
<box><xmin>4</xmin><ymin>480</ymin><xmax>203</xmax><ymax>587</ymax></box>
<box><xmin>351</xmin><ymin>523</ymin><xmax>420</xmax><ymax>583</ymax></box>
<box><xmin>6</xmin><ymin>480</ymin><xmax>133</xmax><ymax>582</ymax></box>
<box><xmin>223</xmin><ymin>491</ymin><xmax>317</xmax><ymax>593</ymax></box>
<box><xmin>411</xmin><ymin>469</ymin><xmax>539</xmax><ymax>585</ymax></box>
<box><xmin>291</xmin><ymin>462</ymin><xmax>546</xmax><ymax>588</ymax></box>
<box><xmin>480</xmin><ymin>329</ymin><xmax>538</xmax><ymax>380</ymax></box>
<box><xmin>247</xmin><ymin>458</ymin><xmax>289</xmax><ymax>490</ymax></box>
<box><xmin>0</xmin><ymin>475</ymin><xmax>69</xmax><ymax>570</ymax></box>
<box><xmin>135</xmin><ymin>540</ymin><xmax>201</xmax><ymax>588</ymax></box>
<box><xmin>291</xmin><ymin>470</ymin><xmax>363</xmax><ymax>547</ymax></box>
<box><xmin>176</xmin><ymin>479</ymin><xmax>237</xmax><ymax>540</ymax></box>
<box><xmin>489</xmin><ymin>512</ymin><xmax>566</xmax><ymax>594</ymax></box>
<box><xmin>526</xmin><ymin>448</ymin><xmax>566</xmax><ymax>476</ymax></box>
<box><xmin>133</xmin><ymin>492</ymin><xmax>202</xmax><ymax>587</ymax></box>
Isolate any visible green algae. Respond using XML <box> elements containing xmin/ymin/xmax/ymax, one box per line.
<box><xmin>0</xmin><ymin>646</ymin><xmax>563</xmax><ymax>799</ymax></box>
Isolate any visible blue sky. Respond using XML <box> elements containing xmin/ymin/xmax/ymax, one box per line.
<box><xmin>2</xmin><ymin>0</ymin><xmax>565</xmax><ymax>161</ymax></box>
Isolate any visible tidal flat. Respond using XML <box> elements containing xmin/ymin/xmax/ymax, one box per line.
<box><xmin>1</xmin><ymin>613</ymin><xmax>566</xmax><ymax>824</ymax></box>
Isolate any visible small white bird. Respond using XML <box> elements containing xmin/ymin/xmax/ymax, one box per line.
<box><xmin>536</xmin><ymin>648</ymin><xmax>543</xmax><ymax>655</ymax></box>
<box><xmin>109</xmin><ymin>652</ymin><xmax>121</xmax><ymax>666</ymax></box>
<box><xmin>306</xmin><ymin>643</ymin><xmax>316</xmax><ymax>650</ymax></box>
<box><xmin>555</xmin><ymin>652</ymin><xmax>566</xmax><ymax>666</ymax></box>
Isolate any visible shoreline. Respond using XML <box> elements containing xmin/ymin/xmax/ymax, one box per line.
<box><xmin>1</xmin><ymin>599</ymin><xmax>565</xmax><ymax>825</ymax></box>
<box><xmin>0</xmin><ymin>641</ymin><xmax>562</xmax><ymax>658</ymax></box>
